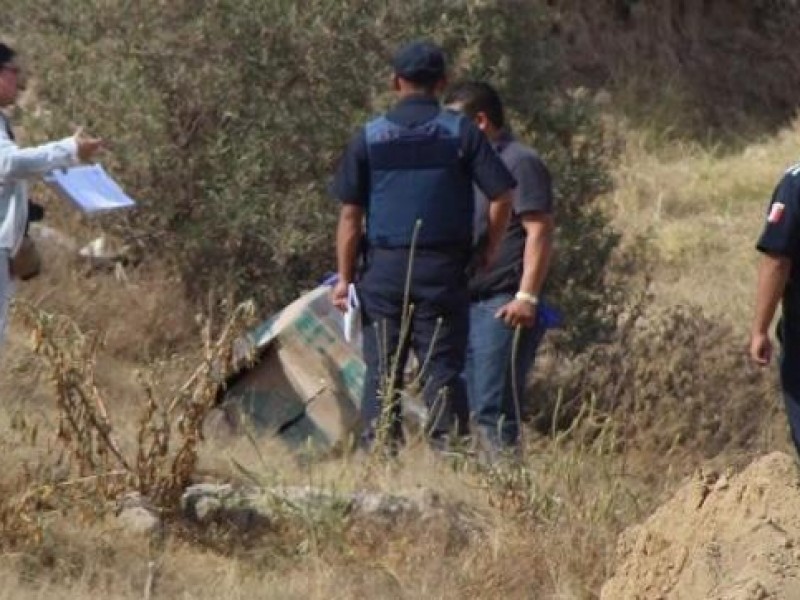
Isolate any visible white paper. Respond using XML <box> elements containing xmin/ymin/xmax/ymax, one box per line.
<box><xmin>343</xmin><ymin>283</ymin><xmax>361</xmax><ymax>344</ymax></box>
<box><xmin>44</xmin><ymin>164</ymin><xmax>137</xmax><ymax>214</ymax></box>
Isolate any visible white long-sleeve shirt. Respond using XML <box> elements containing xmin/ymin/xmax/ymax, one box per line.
<box><xmin>0</xmin><ymin>113</ymin><xmax>80</xmax><ymax>252</ymax></box>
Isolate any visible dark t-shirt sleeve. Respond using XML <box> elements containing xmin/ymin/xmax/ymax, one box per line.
<box><xmin>460</xmin><ymin>120</ymin><xmax>516</xmax><ymax>200</ymax></box>
<box><xmin>509</xmin><ymin>151</ymin><xmax>553</xmax><ymax>214</ymax></box>
<box><xmin>329</xmin><ymin>129</ymin><xmax>369</xmax><ymax>205</ymax></box>
<box><xmin>757</xmin><ymin>171</ymin><xmax>800</xmax><ymax>258</ymax></box>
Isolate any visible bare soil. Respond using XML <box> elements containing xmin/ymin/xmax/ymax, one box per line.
<box><xmin>602</xmin><ymin>452</ymin><xmax>800</xmax><ymax>600</ymax></box>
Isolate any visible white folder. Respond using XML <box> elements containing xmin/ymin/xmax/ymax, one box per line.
<box><xmin>343</xmin><ymin>283</ymin><xmax>361</xmax><ymax>344</ymax></box>
<box><xmin>44</xmin><ymin>164</ymin><xmax>137</xmax><ymax>214</ymax></box>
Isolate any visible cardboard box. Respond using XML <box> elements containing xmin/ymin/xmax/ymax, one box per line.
<box><xmin>211</xmin><ymin>286</ymin><xmax>364</xmax><ymax>450</ymax></box>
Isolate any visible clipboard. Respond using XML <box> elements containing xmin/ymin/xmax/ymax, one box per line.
<box><xmin>43</xmin><ymin>164</ymin><xmax>137</xmax><ymax>214</ymax></box>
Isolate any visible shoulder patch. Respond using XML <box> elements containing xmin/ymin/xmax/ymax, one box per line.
<box><xmin>768</xmin><ymin>202</ymin><xmax>786</xmax><ymax>224</ymax></box>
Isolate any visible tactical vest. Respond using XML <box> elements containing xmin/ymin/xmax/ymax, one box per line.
<box><xmin>365</xmin><ymin>110</ymin><xmax>473</xmax><ymax>248</ymax></box>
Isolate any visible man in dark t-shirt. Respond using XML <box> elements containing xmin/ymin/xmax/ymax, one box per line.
<box><xmin>445</xmin><ymin>81</ymin><xmax>554</xmax><ymax>459</ymax></box>
<box><xmin>751</xmin><ymin>163</ymin><xmax>800</xmax><ymax>457</ymax></box>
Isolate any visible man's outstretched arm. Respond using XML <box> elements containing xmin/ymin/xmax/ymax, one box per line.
<box><xmin>0</xmin><ymin>127</ymin><xmax>104</xmax><ymax>180</ymax></box>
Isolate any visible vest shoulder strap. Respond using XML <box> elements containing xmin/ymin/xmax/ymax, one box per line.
<box><xmin>433</xmin><ymin>109</ymin><xmax>463</xmax><ymax>137</ymax></box>
<box><xmin>365</xmin><ymin>109</ymin><xmax>463</xmax><ymax>142</ymax></box>
<box><xmin>365</xmin><ymin>115</ymin><xmax>394</xmax><ymax>144</ymax></box>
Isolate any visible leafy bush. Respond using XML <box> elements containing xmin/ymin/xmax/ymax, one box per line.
<box><xmin>4</xmin><ymin>0</ymin><xmax>617</xmax><ymax>349</ymax></box>
<box><xmin>555</xmin><ymin>0</ymin><xmax>800</xmax><ymax>141</ymax></box>
<box><xmin>531</xmin><ymin>301</ymin><xmax>779</xmax><ymax>459</ymax></box>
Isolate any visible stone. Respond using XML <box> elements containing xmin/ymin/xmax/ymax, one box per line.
<box><xmin>193</xmin><ymin>496</ymin><xmax>222</xmax><ymax>522</ymax></box>
<box><xmin>179</xmin><ymin>483</ymin><xmax>481</xmax><ymax>539</ymax></box>
<box><xmin>117</xmin><ymin>506</ymin><xmax>160</xmax><ymax>535</ymax></box>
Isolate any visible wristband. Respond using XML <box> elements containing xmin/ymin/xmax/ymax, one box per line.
<box><xmin>515</xmin><ymin>291</ymin><xmax>539</xmax><ymax>306</ymax></box>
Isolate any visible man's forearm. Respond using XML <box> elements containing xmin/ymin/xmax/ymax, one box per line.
<box><xmin>485</xmin><ymin>191</ymin><xmax>512</xmax><ymax>266</ymax></box>
<box><xmin>0</xmin><ymin>137</ymin><xmax>79</xmax><ymax>181</ymax></box>
<box><xmin>336</xmin><ymin>204</ymin><xmax>364</xmax><ymax>283</ymax></box>
<box><xmin>519</xmin><ymin>215</ymin><xmax>554</xmax><ymax>295</ymax></box>
<box><xmin>752</xmin><ymin>254</ymin><xmax>791</xmax><ymax>335</ymax></box>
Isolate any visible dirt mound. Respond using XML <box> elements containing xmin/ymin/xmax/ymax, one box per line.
<box><xmin>602</xmin><ymin>452</ymin><xmax>800</xmax><ymax>600</ymax></box>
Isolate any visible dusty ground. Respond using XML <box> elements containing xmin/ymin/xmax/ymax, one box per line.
<box><xmin>3</xmin><ymin>7</ymin><xmax>800</xmax><ymax>593</ymax></box>
<box><xmin>602</xmin><ymin>452</ymin><xmax>800</xmax><ymax>600</ymax></box>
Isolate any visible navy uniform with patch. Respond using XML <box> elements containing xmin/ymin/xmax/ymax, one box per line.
<box><xmin>756</xmin><ymin>165</ymin><xmax>800</xmax><ymax>454</ymax></box>
<box><xmin>330</xmin><ymin>44</ymin><xmax>515</xmax><ymax>446</ymax></box>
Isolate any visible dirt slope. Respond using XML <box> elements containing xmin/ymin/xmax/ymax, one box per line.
<box><xmin>602</xmin><ymin>452</ymin><xmax>800</xmax><ymax>600</ymax></box>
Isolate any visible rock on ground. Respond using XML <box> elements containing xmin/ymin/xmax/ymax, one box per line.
<box><xmin>601</xmin><ymin>452</ymin><xmax>800</xmax><ymax>600</ymax></box>
<box><xmin>117</xmin><ymin>506</ymin><xmax>160</xmax><ymax>535</ymax></box>
<box><xmin>114</xmin><ymin>484</ymin><xmax>480</xmax><ymax>541</ymax></box>
<box><xmin>114</xmin><ymin>492</ymin><xmax>162</xmax><ymax>535</ymax></box>
<box><xmin>181</xmin><ymin>484</ymin><xmax>482</xmax><ymax>539</ymax></box>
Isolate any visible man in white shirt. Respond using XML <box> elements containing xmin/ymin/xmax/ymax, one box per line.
<box><xmin>0</xmin><ymin>42</ymin><xmax>104</xmax><ymax>347</ymax></box>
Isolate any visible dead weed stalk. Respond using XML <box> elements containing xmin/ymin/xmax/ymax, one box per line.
<box><xmin>9</xmin><ymin>299</ymin><xmax>255</xmax><ymax>527</ymax></box>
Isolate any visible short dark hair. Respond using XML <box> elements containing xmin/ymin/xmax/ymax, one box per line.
<box><xmin>0</xmin><ymin>43</ymin><xmax>15</xmax><ymax>69</ymax></box>
<box><xmin>444</xmin><ymin>80</ymin><xmax>505</xmax><ymax>129</ymax></box>
<box><xmin>401</xmin><ymin>78</ymin><xmax>438</xmax><ymax>96</ymax></box>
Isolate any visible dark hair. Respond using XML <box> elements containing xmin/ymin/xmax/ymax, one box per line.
<box><xmin>444</xmin><ymin>80</ymin><xmax>505</xmax><ymax>129</ymax></box>
<box><xmin>399</xmin><ymin>77</ymin><xmax>438</xmax><ymax>96</ymax></box>
<box><xmin>0</xmin><ymin>43</ymin><xmax>15</xmax><ymax>69</ymax></box>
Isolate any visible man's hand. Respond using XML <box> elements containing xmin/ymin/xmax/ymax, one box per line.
<box><xmin>331</xmin><ymin>279</ymin><xmax>349</xmax><ymax>312</ymax></box>
<box><xmin>749</xmin><ymin>331</ymin><xmax>773</xmax><ymax>366</ymax></box>
<box><xmin>495</xmin><ymin>298</ymin><xmax>536</xmax><ymax>328</ymax></box>
<box><xmin>335</xmin><ymin>203</ymin><xmax>363</xmax><ymax>310</ymax></box>
<box><xmin>74</xmin><ymin>127</ymin><xmax>106</xmax><ymax>163</ymax></box>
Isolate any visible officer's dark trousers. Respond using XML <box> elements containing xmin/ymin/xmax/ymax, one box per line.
<box><xmin>780</xmin><ymin>347</ymin><xmax>800</xmax><ymax>458</ymax></box>
<box><xmin>358</xmin><ymin>246</ymin><xmax>470</xmax><ymax>446</ymax></box>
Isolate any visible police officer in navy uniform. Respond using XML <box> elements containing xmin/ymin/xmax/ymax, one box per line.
<box><xmin>751</xmin><ymin>163</ymin><xmax>800</xmax><ymax>458</ymax></box>
<box><xmin>330</xmin><ymin>41</ymin><xmax>516</xmax><ymax>451</ymax></box>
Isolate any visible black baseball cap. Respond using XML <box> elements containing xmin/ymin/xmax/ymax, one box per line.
<box><xmin>392</xmin><ymin>40</ymin><xmax>446</xmax><ymax>85</ymax></box>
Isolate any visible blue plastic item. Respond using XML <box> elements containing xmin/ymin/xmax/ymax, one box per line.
<box><xmin>539</xmin><ymin>300</ymin><xmax>564</xmax><ymax>330</ymax></box>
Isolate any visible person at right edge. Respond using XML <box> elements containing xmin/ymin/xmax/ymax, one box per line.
<box><xmin>329</xmin><ymin>41</ymin><xmax>515</xmax><ymax>453</ymax></box>
<box><xmin>750</xmin><ymin>162</ymin><xmax>800</xmax><ymax>458</ymax></box>
<box><xmin>445</xmin><ymin>81</ymin><xmax>555</xmax><ymax>463</ymax></box>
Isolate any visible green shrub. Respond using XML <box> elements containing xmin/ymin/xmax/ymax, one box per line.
<box><xmin>4</xmin><ymin>0</ymin><xmax>617</xmax><ymax>349</ymax></box>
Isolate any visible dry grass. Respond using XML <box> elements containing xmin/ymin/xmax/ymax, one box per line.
<box><xmin>0</xmin><ymin>130</ymin><xmax>794</xmax><ymax>599</ymax></box>
<box><xmin>0</xmin><ymin>93</ymin><xmax>798</xmax><ymax>600</ymax></box>
<box><xmin>607</xmin><ymin>118</ymin><xmax>800</xmax><ymax>325</ymax></box>
<box><xmin>0</xmin><ymin>289</ymin><xmax>665</xmax><ymax>599</ymax></box>
<box><xmin>0</xmin><ymin>429</ymin><xmax>664</xmax><ymax>600</ymax></box>
<box><xmin>0</xmin><ymin>290</ymin><xmax>779</xmax><ymax>599</ymax></box>
<box><xmin>19</xmin><ymin>242</ymin><xmax>196</xmax><ymax>362</ymax></box>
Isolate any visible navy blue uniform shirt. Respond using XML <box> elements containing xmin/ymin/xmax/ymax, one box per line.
<box><xmin>757</xmin><ymin>165</ymin><xmax>800</xmax><ymax>340</ymax></box>
<box><xmin>330</xmin><ymin>95</ymin><xmax>516</xmax><ymax>209</ymax></box>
